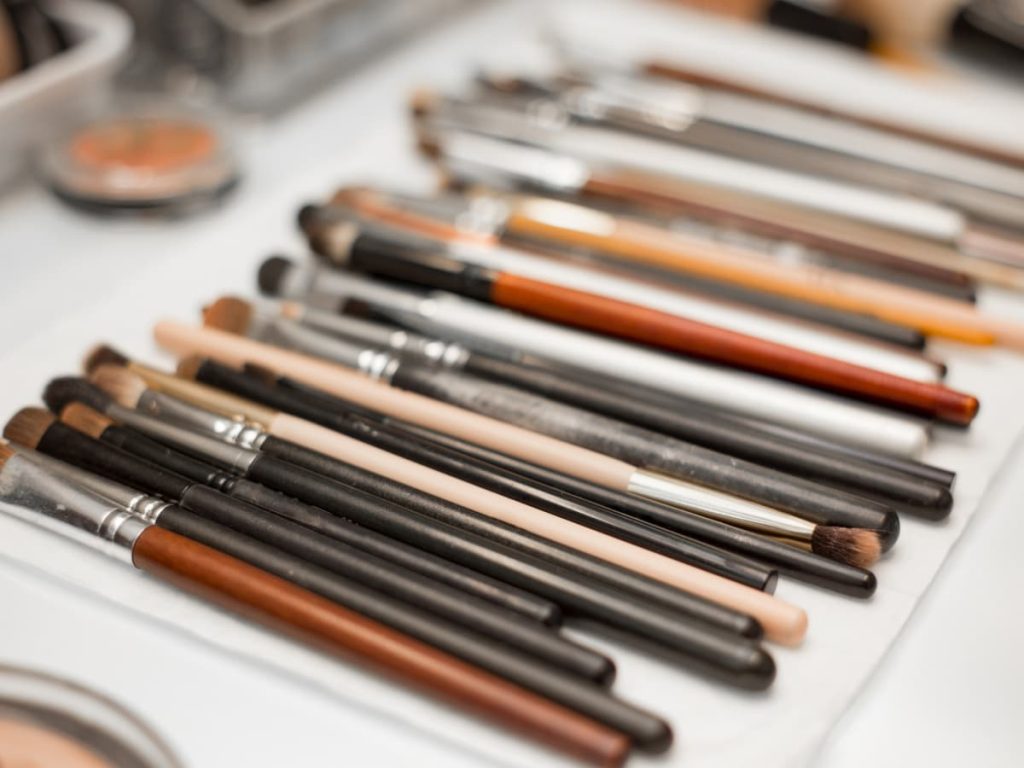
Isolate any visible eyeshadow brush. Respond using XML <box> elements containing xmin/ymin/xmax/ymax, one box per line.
<box><xmin>267</xmin><ymin>301</ymin><xmax>952</xmax><ymax>506</ymax></box>
<box><xmin>203</xmin><ymin>302</ymin><xmax>902</xmax><ymax>545</ymax></box>
<box><xmin>258</xmin><ymin>262</ymin><xmax>930</xmax><ymax>456</ymax></box>
<box><xmin>313</xmin><ymin>193</ymin><xmax>945</xmax><ymax>375</ymax></box>
<box><xmin>17</xmin><ymin>403</ymin><xmax>615</xmax><ymax>691</ymax></box>
<box><xmin>86</xmin><ymin>365</ymin><xmax>772</xmax><ymax>642</ymax></box>
<box><xmin>36</xmin><ymin>399</ymin><xmax>777</xmax><ymax>689</ymax></box>
<box><xmin>0</xmin><ymin>445</ymin><xmax>633</xmax><ymax>765</ymax></box>
<box><xmin>308</xmin><ymin>222</ymin><xmax>978</xmax><ymax>425</ymax></box>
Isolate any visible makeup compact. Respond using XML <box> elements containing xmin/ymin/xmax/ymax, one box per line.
<box><xmin>0</xmin><ymin>665</ymin><xmax>182</xmax><ymax>768</ymax></box>
<box><xmin>41</xmin><ymin>105</ymin><xmax>240</xmax><ymax>216</ymax></box>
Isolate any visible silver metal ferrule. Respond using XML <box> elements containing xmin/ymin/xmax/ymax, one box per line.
<box><xmin>627</xmin><ymin>469</ymin><xmax>815</xmax><ymax>540</ymax></box>
<box><xmin>355</xmin><ymin>348</ymin><xmax>401</xmax><ymax>383</ymax></box>
<box><xmin>13</xmin><ymin>447</ymin><xmax>173</xmax><ymax>524</ymax></box>
<box><xmin>135</xmin><ymin>389</ymin><xmax>267</xmax><ymax>451</ymax></box>
<box><xmin>0</xmin><ymin>454</ymin><xmax>149</xmax><ymax>564</ymax></box>
<box><xmin>108</xmin><ymin>404</ymin><xmax>260</xmax><ymax>474</ymax></box>
<box><xmin>266</xmin><ymin>318</ymin><xmax>365</xmax><ymax>370</ymax></box>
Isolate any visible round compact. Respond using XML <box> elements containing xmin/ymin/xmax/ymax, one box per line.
<box><xmin>42</xmin><ymin>106</ymin><xmax>240</xmax><ymax>216</ymax></box>
<box><xmin>0</xmin><ymin>664</ymin><xmax>182</xmax><ymax>768</ymax></box>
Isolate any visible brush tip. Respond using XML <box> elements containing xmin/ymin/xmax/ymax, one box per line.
<box><xmin>812</xmin><ymin>526</ymin><xmax>882</xmax><ymax>569</ymax></box>
<box><xmin>258</xmin><ymin>255</ymin><xmax>293</xmax><ymax>296</ymax></box>
<box><xmin>3</xmin><ymin>407</ymin><xmax>55</xmax><ymax>449</ymax></box>
<box><xmin>83</xmin><ymin>343</ymin><xmax>129</xmax><ymax>375</ymax></box>
<box><xmin>42</xmin><ymin>376</ymin><xmax>112</xmax><ymax>415</ymax></box>
<box><xmin>90</xmin><ymin>365</ymin><xmax>148</xmax><ymax>409</ymax></box>
<box><xmin>60</xmin><ymin>402</ymin><xmax>114</xmax><ymax>439</ymax></box>
<box><xmin>176</xmin><ymin>356</ymin><xmax>203</xmax><ymax>381</ymax></box>
<box><xmin>297</xmin><ymin>203</ymin><xmax>321</xmax><ymax>232</ymax></box>
<box><xmin>202</xmin><ymin>296</ymin><xmax>253</xmax><ymax>336</ymax></box>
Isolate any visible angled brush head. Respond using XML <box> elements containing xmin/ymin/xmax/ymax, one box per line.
<box><xmin>60</xmin><ymin>402</ymin><xmax>114</xmax><ymax>439</ymax></box>
<box><xmin>4</xmin><ymin>408</ymin><xmax>56</xmax><ymax>449</ymax></box>
<box><xmin>202</xmin><ymin>296</ymin><xmax>254</xmax><ymax>336</ymax></box>
<box><xmin>90</xmin><ymin>365</ymin><xmax>148</xmax><ymax>409</ymax></box>
<box><xmin>43</xmin><ymin>377</ymin><xmax>112</xmax><ymax>415</ymax></box>
<box><xmin>83</xmin><ymin>343</ymin><xmax>130</xmax><ymax>375</ymax></box>
<box><xmin>811</xmin><ymin>527</ymin><xmax>882</xmax><ymax>569</ymax></box>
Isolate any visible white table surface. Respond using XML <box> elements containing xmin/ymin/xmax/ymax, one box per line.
<box><xmin>1</xmin><ymin>2</ymin><xmax>1022</xmax><ymax>766</ymax></box>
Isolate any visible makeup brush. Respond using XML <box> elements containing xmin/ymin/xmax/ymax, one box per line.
<box><xmin>204</xmin><ymin>298</ymin><xmax>902</xmax><ymax>548</ymax></box>
<box><xmin>0</xmin><ymin>445</ymin><xmax>633</xmax><ymax>765</ymax></box>
<box><xmin>82</xmin><ymin>361</ymin><xmax>797</xmax><ymax>646</ymax></box>
<box><xmin>38</xmin><ymin>400</ymin><xmax>779</xmax><ymax>689</ymax></box>
<box><xmin>307</xmin><ymin>219</ymin><xmax>978</xmax><ymax>425</ymax></box>
<box><xmin>86</xmin><ymin>362</ymin><xmax>561</xmax><ymax>628</ymax></box>
<box><xmin>423</xmin><ymin>127</ymin><xmax>1024</xmax><ymax>295</ymax></box>
<box><xmin>16</xmin><ymin>401</ymin><xmax>616</xmax><ymax>693</ymax></box>
<box><xmin>314</xmin><ymin>192</ymin><xmax>946</xmax><ymax>377</ymax></box>
<box><xmin>259</xmin><ymin>261</ymin><xmax>930</xmax><ymax>456</ymax></box>
<box><xmin>263</xmin><ymin>301</ymin><xmax>952</xmax><ymax>511</ymax></box>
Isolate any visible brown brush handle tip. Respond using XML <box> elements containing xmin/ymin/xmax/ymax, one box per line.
<box><xmin>130</xmin><ymin>527</ymin><xmax>631</xmax><ymax>767</ymax></box>
<box><xmin>936</xmin><ymin>392</ymin><xmax>980</xmax><ymax>426</ymax></box>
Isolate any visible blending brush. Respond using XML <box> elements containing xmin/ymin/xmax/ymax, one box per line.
<box><xmin>78</xmin><ymin>361</ymin><xmax>801</xmax><ymax>646</ymax></box>
<box><xmin>13</xmin><ymin>401</ymin><xmax>619</xmax><ymax>692</ymax></box>
<box><xmin>304</xmin><ymin>218</ymin><xmax>978</xmax><ymax>425</ymax></box>
<box><xmin>36</xmin><ymin>398</ymin><xmax>779</xmax><ymax>689</ymax></box>
<box><xmin>423</xmin><ymin>127</ymin><xmax>1024</xmax><ymax>296</ymax></box>
<box><xmin>259</xmin><ymin>302</ymin><xmax>953</xmax><ymax>511</ymax></box>
<box><xmin>258</xmin><ymin>260</ymin><xmax>930</xmax><ymax>456</ymax></box>
<box><xmin>313</xmin><ymin>193</ymin><xmax>947</xmax><ymax>378</ymax></box>
<box><xmin>0</xmin><ymin>445</ymin><xmax>634</xmax><ymax>765</ymax></box>
<box><xmin>202</xmin><ymin>297</ymin><xmax>903</xmax><ymax>545</ymax></box>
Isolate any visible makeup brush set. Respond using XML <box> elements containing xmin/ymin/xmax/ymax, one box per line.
<box><xmin>4</xmin><ymin>33</ymin><xmax>1024</xmax><ymax>767</ymax></box>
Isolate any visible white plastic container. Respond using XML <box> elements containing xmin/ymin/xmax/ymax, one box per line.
<box><xmin>0</xmin><ymin>0</ymin><xmax>131</xmax><ymax>190</ymax></box>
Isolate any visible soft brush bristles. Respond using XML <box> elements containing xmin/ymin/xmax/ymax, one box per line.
<box><xmin>90</xmin><ymin>365</ymin><xmax>148</xmax><ymax>409</ymax></box>
<box><xmin>42</xmin><ymin>377</ymin><xmax>112</xmax><ymax>415</ymax></box>
<box><xmin>811</xmin><ymin>527</ymin><xmax>882</xmax><ymax>569</ymax></box>
<box><xmin>202</xmin><ymin>296</ymin><xmax>253</xmax><ymax>336</ymax></box>
<box><xmin>60</xmin><ymin>402</ymin><xmax>114</xmax><ymax>439</ymax></box>
<box><xmin>83</xmin><ymin>344</ymin><xmax>129</xmax><ymax>375</ymax></box>
<box><xmin>3</xmin><ymin>408</ymin><xmax>55</xmax><ymax>449</ymax></box>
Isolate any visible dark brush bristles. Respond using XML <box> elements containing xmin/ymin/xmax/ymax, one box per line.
<box><xmin>3</xmin><ymin>408</ymin><xmax>56</xmax><ymax>449</ymax></box>
<box><xmin>203</xmin><ymin>296</ymin><xmax>254</xmax><ymax>336</ymax></box>
<box><xmin>42</xmin><ymin>377</ymin><xmax>112</xmax><ymax>416</ymax></box>
<box><xmin>82</xmin><ymin>344</ymin><xmax>129</xmax><ymax>375</ymax></box>
<box><xmin>811</xmin><ymin>527</ymin><xmax>882</xmax><ymax>569</ymax></box>
<box><xmin>60</xmin><ymin>402</ymin><xmax>114</xmax><ymax>439</ymax></box>
<box><xmin>89</xmin><ymin>366</ymin><xmax>148</xmax><ymax>409</ymax></box>
<box><xmin>257</xmin><ymin>256</ymin><xmax>292</xmax><ymax>297</ymax></box>
<box><xmin>0</xmin><ymin>442</ymin><xmax>14</xmax><ymax>469</ymax></box>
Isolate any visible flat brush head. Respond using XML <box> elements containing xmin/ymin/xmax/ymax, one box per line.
<box><xmin>258</xmin><ymin>255</ymin><xmax>293</xmax><ymax>297</ymax></box>
<box><xmin>83</xmin><ymin>343</ymin><xmax>130</xmax><ymax>375</ymax></box>
<box><xmin>3</xmin><ymin>408</ymin><xmax>55</xmax><ymax>449</ymax></box>
<box><xmin>811</xmin><ymin>527</ymin><xmax>882</xmax><ymax>569</ymax></box>
<box><xmin>176</xmin><ymin>356</ymin><xmax>204</xmax><ymax>381</ymax></box>
<box><xmin>43</xmin><ymin>377</ymin><xmax>112</xmax><ymax>415</ymax></box>
<box><xmin>90</xmin><ymin>365</ymin><xmax>148</xmax><ymax>409</ymax></box>
<box><xmin>203</xmin><ymin>296</ymin><xmax>253</xmax><ymax>336</ymax></box>
<box><xmin>60</xmin><ymin>402</ymin><xmax>114</xmax><ymax>439</ymax></box>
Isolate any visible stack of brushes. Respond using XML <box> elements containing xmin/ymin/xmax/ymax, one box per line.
<box><xmin>9</xmin><ymin>50</ymin><xmax>1024</xmax><ymax>766</ymax></box>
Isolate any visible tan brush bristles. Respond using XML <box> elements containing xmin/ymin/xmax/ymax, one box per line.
<box><xmin>82</xmin><ymin>343</ymin><xmax>130</xmax><ymax>375</ymax></box>
<box><xmin>409</xmin><ymin>88</ymin><xmax>439</xmax><ymax>119</ymax></box>
<box><xmin>3</xmin><ymin>408</ymin><xmax>55</xmax><ymax>449</ymax></box>
<box><xmin>0</xmin><ymin>442</ymin><xmax>14</xmax><ymax>468</ymax></box>
<box><xmin>90</xmin><ymin>365</ymin><xmax>148</xmax><ymax>409</ymax></box>
<box><xmin>60</xmin><ymin>403</ymin><xmax>114</xmax><ymax>439</ymax></box>
<box><xmin>811</xmin><ymin>527</ymin><xmax>882</xmax><ymax>569</ymax></box>
<box><xmin>202</xmin><ymin>296</ymin><xmax>254</xmax><ymax>336</ymax></box>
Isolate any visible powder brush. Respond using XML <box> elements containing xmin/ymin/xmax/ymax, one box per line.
<box><xmin>37</xmin><ymin>397</ymin><xmax>779</xmax><ymax>690</ymax></box>
<box><xmin>81</xmin><ymin>359</ymin><xmax>801</xmax><ymax>646</ymax></box>
<box><xmin>0</xmin><ymin>444</ymin><xmax>633</xmax><ymax>766</ymax></box>
<box><xmin>305</xmin><ymin>217</ymin><xmax>979</xmax><ymax>425</ymax></box>
<box><xmin>203</xmin><ymin>297</ymin><xmax>897</xmax><ymax>554</ymax></box>
<box><xmin>258</xmin><ymin>260</ymin><xmax>930</xmax><ymax>456</ymax></box>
